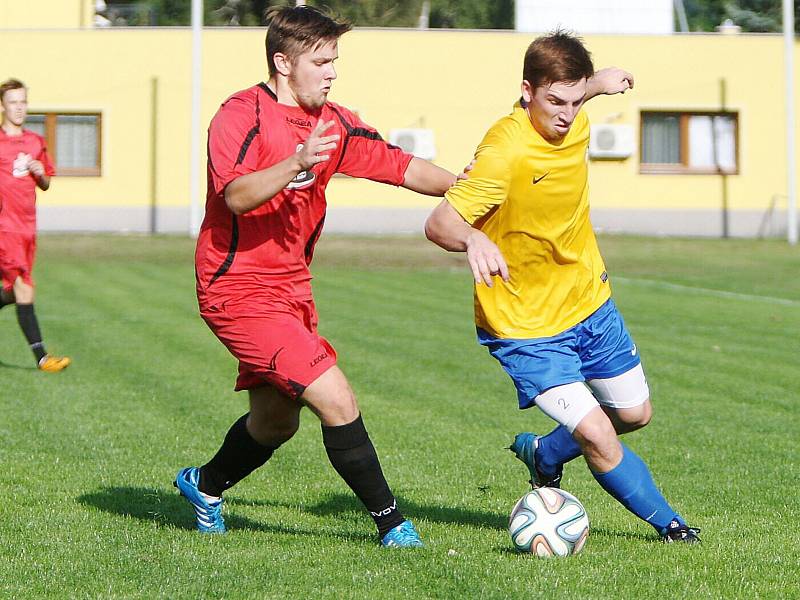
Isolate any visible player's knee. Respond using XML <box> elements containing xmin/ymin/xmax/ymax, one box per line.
<box><xmin>13</xmin><ymin>281</ymin><xmax>33</xmax><ymax>304</ymax></box>
<box><xmin>574</xmin><ymin>410</ymin><xmax>618</xmax><ymax>455</ymax></box>
<box><xmin>303</xmin><ymin>367</ymin><xmax>359</xmax><ymax>425</ymax></box>
<box><xmin>320</xmin><ymin>386</ymin><xmax>358</xmax><ymax>423</ymax></box>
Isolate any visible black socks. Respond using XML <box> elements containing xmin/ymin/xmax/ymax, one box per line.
<box><xmin>196</xmin><ymin>412</ymin><xmax>405</xmax><ymax>539</ymax></box>
<box><xmin>15</xmin><ymin>304</ymin><xmax>46</xmax><ymax>363</ymax></box>
<box><xmin>199</xmin><ymin>413</ymin><xmax>278</xmax><ymax>497</ymax></box>
<box><xmin>322</xmin><ymin>415</ymin><xmax>405</xmax><ymax>538</ymax></box>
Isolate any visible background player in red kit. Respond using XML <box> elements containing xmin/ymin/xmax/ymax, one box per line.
<box><xmin>174</xmin><ymin>6</ymin><xmax>456</xmax><ymax>546</ymax></box>
<box><xmin>0</xmin><ymin>79</ymin><xmax>70</xmax><ymax>372</ymax></box>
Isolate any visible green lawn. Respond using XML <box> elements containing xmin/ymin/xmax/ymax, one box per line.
<box><xmin>0</xmin><ymin>234</ymin><xmax>798</xmax><ymax>599</ymax></box>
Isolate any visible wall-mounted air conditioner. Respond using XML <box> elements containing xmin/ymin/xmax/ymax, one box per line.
<box><xmin>388</xmin><ymin>128</ymin><xmax>436</xmax><ymax>161</ymax></box>
<box><xmin>589</xmin><ymin>124</ymin><xmax>634</xmax><ymax>159</ymax></box>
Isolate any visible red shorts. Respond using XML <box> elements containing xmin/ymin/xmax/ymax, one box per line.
<box><xmin>200</xmin><ymin>292</ymin><xmax>337</xmax><ymax>399</ymax></box>
<box><xmin>0</xmin><ymin>232</ymin><xmax>36</xmax><ymax>291</ymax></box>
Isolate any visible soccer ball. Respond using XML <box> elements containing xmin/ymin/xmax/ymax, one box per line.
<box><xmin>508</xmin><ymin>487</ymin><xmax>589</xmax><ymax>557</ymax></box>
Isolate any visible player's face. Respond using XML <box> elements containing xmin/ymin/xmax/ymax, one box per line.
<box><xmin>0</xmin><ymin>87</ymin><xmax>28</xmax><ymax>127</ymax></box>
<box><xmin>522</xmin><ymin>79</ymin><xmax>587</xmax><ymax>143</ymax></box>
<box><xmin>288</xmin><ymin>40</ymin><xmax>339</xmax><ymax>111</ymax></box>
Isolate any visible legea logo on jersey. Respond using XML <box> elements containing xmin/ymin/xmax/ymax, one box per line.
<box><xmin>12</xmin><ymin>152</ymin><xmax>30</xmax><ymax>178</ymax></box>
<box><xmin>286</xmin><ymin>143</ymin><xmax>316</xmax><ymax>190</ymax></box>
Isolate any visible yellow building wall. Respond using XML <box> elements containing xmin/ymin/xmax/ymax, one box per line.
<box><xmin>0</xmin><ymin>26</ymin><xmax>797</xmax><ymax>217</ymax></box>
<box><xmin>0</xmin><ymin>0</ymin><xmax>93</xmax><ymax>29</ymax></box>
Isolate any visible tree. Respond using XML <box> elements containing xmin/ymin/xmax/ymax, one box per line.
<box><xmin>683</xmin><ymin>0</ymin><xmax>800</xmax><ymax>32</ymax></box>
<box><xmin>105</xmin><ymin>0</ymin><xmax>514</xmax><ymax>28</ymax></box>
<box><xmin>103</xmin><ymin>0</ymin><xmax>799</xmax><ymax>31</ymax></box>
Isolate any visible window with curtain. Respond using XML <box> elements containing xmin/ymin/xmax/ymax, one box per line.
<box><xmin>26</xmin><ymin>112</ymin><xmax>101</xmax><ymax>176</ymax></box>
<box><xmin>640</xmin><ymin>111</ymin><xmax>738</xmax><ymax>174</ymax></box>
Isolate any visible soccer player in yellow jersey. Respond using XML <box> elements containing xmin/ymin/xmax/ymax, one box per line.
<box><xmin>425</xmin><ymin>31</ymin><xmax>699</xmax><ymax>543</ymax></box>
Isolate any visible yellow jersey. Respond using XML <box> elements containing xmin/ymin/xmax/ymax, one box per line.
<box><xmin>445</xmin><ymin>102</ymin><xmax>610</xmax><ymax>339</ymax></box>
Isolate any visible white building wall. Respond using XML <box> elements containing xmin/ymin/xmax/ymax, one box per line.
<box><xmin>516</xmin><ymin>0</ymin><xmax>674</xmax><ymax>34</ymax></box>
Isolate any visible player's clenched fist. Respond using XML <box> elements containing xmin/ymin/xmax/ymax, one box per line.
<box><xmin>28</xmin><ymin>159</ymin><xmax>45</xmax><ymax>178</ymax></box>
<box><xmin>296</xmin><ymin>119</ymin><xmax>340</xmax><ymax>170</ymax></box>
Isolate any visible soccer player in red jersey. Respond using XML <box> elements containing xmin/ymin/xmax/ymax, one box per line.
<box><xmin>0</xmin><ymin>79</ymin><xmax>70</xmax><ymax>373</ymax></box>
<box><xmin>174</xmin><ymin>6</ymin><xmax>456</xmax><ymax>546</ymax></box>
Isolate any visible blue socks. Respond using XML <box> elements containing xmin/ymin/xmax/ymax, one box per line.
<box><xmin>592</xmin><ymin>443</ymin><xmax>683</xmax><ymax>534</ymax></box>
<box><xmin>536</xmin><ymin>427</ymin><xmax>683</xmax><ymax>534</ymax></box>
<box><xmin>536</xmin><ymin>425</ymin><xmax>582</xmax><ymax>478</ymax></box>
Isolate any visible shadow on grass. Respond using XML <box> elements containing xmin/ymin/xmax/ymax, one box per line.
<box><xmin>77</xmin><ymin>486</ymin><xmax>371</xmax><ymax>543</ymax></box>
<box><xmin>0</xmin><ymin>359</ymin><xmax>37</xmax><ymax>371</ymax></box>
<box><xmin>78</xmin><ymin>486</ymin><xmax>654</xmax><ymax>545</ymax></box>
<box><xmin>77</xmin><ymin>486</ymin><xmax>507</xmax><ymax>537</ymax></box>
<box><xmin>228</xmin><ymin>491</ymin><xmax>508</xmax><ymax>530</ymax></box>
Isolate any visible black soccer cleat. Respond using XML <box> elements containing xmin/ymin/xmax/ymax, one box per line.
<box><xmin>661</xmin><ymin>520</ymin><xmax>701</xmax><ymax>544</ymax></box>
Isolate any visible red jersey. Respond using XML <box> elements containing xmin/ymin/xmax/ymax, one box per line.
<box><xmin>0</xmin><ymin>128</ymin><xmax>55</xmax><ymax>234</ymax></box>
<box><xmin>195</xmin><ymin>83</ymin><xmax>413</xmax><ymax>300</ymax></box>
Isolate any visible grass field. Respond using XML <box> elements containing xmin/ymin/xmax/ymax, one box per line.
<box><xmin>0</xmin><ymin>234</ymin><xmax>798</xmax><ymax>599</ymax></box>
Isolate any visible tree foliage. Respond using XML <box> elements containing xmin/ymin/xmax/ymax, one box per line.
<box><xmin>683</xmin><ymin>0</ymin><xmax>800</xmax><ymax>32</ymax></box>
<box><xmin>103</xmin><ymin>0</ymin><xmax>513</xmax><ymax>28</ymax></box>
<box><xmin>104</xmin><ymin>0</ymin><xmax>796</xmax><ymax>32</ymax></box>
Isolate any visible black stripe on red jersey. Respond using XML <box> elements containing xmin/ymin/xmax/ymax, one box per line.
<box><xmin>209</xmin><ymin>213</ymin><xmax>239</xmax><ymax>286</ymax></box>
<box><xmin>329</xmin><ymin>105</ymin><xmax>386</xmax><ymax>172</ymax></box>
<box><xmin>304</xmin><ymin>214</ymin><xmax>326</xmax><ymax>265</ymax></box>
<box><xmin>208</xmin><ymin>87</ymin><xmax>263</xmax><ymax>286</ymax></box>
<box><xmin>258</xmin><ymin>81</ymin><xmax>277</xmax><ymax>101</ymax></box>
<box><xmin>329</xmin><ymin>105</ymin><xmax>384</xmax><ymax>141</ymax></box>
<box><xmin>236</xmin><ymin>90</ymin><xmax>261</xmax><ymax>166</ymax></box>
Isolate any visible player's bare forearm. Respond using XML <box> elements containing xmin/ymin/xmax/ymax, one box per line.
<box><xmin>402</xmin><ymin>158</ymin><xmax>456</xmax><ymax>196</ymax></box>
<box><xmin>426</xmin><ymin>199</ymin><xmax>509</xmax><ymax>286</ymax></box>
<box><xmin>425</xmin><ymin>199</ymin><xmax>472</xmax><ymax>251</ymax></box>
<box><xmin>224</xmin><ymin>154</ymin><xmax>304</xmax><ymax>215</ymax></box>
<box><xmin>585</xmin><ymin>67</ymin><xmax>634</xmax><ymax>100</ymax></box>
<box><xmin>225</xmin><ymin>119</ymin><xmax>339</xmax><ymax>215</ymax></box>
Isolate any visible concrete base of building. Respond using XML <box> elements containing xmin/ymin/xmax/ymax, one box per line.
<box><xmin>37</xmin><ymin>205</ymin><xmax>790</xmax><ymax>239</ymax></box>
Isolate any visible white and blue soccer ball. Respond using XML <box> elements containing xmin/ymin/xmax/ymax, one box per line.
<box><xmin>508</xmin><ymin>487</ymin><xmax>589</xmax><ymax>557</ymax></box>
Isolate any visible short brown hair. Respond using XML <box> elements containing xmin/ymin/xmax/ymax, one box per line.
<box><xmin>523</xmin><ymin>30</ymin><xmax>594</xmax><ymax>90</ymax></box>
<box><xmin>0</xmin><ymin>78</ymin><xmax>26</xmax><ymax>102</ymax></box>
<box><xmin>264</xmin><ymin>6</ymin><xmax>351</xmax><ymax>77</ymax></box>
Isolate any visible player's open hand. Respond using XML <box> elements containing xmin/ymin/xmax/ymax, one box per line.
<box><xmin>297</xmin><ymin>119</ymin><xmax>340</xmax><ymax>171</ymax></box>
<box><xmin>592</xmin><ymin>67</ymin><xmax>634</xmax><ymax>95</ymax></box>
<box><xmin>465</xmin><ymin>229</ymin><xmax>509</xmax><ymax>287</ymax></box>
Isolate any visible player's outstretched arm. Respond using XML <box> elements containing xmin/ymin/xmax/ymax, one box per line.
<box><xmin>224</xmin><ymin>120</ymin><xmax>340</xmax><ymax>215</ymax></box>
<box><xmin>425</xmin><ymin>199</ymin><xmax>509</xmax><ymax>287</ymax></box>
<box><xmin>586</xmin><ymin>67</ymin><xmax>634</xmax><ymax>100</ymax></box>
<box><xmin>401</xmin><ymin>158</ymin><xmax>457</xmax><ymax>196</ymax></box>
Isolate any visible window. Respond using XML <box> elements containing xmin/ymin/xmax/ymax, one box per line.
<box><xmin>26</xmin><ymin>113</ymin><xmax>101</xmax><ymax>176</ymax></box>
<box><xmin>640</xmin><ymin>111</ymin><xmax>738</xmax><ymax>174</ymax></box>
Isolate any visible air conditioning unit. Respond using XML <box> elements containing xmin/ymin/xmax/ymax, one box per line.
<box><xmin>388</xmin><ymin>128</ymin><xmax>436</xmax><ymax>161</ymax></box>
<box><xmin>589</xmin><ymin>124</ymin><xmax>634</xmax><ymax>159</ymax></box>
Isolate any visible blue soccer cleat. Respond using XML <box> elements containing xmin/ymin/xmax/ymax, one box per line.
<box><xmin>380</xmin><ymin>519</ymin><xmax>424</xmax><ymax>548</ymax></box>
<box><xmin>174</xmin><ymin>466</ymin><xmax>226</xmax><ymax>533</ymax></box>
<box><xmin>509</xmin><ymin>432</ymin><xmax>563</xmax><ymax>489</ymax></box>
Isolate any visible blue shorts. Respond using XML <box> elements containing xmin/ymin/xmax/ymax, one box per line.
<box><xmin>477</xmin><ymin>299</ymin><xmax>641</xmax><ymax>409</ymax></box>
